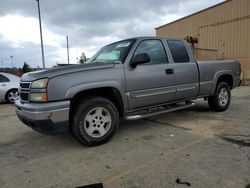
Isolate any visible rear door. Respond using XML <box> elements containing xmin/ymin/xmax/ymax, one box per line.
<box><xmin>125</xmin><ymin>39</ymin><xmax>176</xmax><ymax>110</ymax></box>
<box><xmin>166</xmin><ymin>40</ymin><xmax>199</xmax><ymax>101</ymax></box>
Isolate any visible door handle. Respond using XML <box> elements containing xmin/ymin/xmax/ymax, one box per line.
<box><xmin>1</xmin><ymin>84</ymin><xmax>6</xmax><ymax>87</ymax></box>
<box><xmin>165</xmin><ymin>69</ymin><xmax>174</xmax><ymax>74</ymax></box>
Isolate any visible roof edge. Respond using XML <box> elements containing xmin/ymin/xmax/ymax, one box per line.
<box><xmin>155</xmin><ymin>0</ymin><xmax>230</xmax><ymax>30</ymax></box>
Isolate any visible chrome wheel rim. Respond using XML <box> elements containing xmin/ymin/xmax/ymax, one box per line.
<box><xmin>83</xmin><ymin>107</ymin><xmax>112</xmax><ymax>138</ymax></box>
<box><xmin>218</xmin><ymin>88</ymin><xmax>229</xmax><ymax>107</ymax></box>
<box><xmin>8</xmin><ymin>91</ymin><xmax>19</xmax><ymax>103</ymax></box>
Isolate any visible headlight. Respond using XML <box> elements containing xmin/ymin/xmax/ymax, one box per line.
<box><xmin>30</xmin><ymin>93</ymin><xmax>48</xmax><ymax>102</ymax></box>
<box><xmin>30</xmin><ymin>78</ymin><xmax>49</xmax><ymax>102</ymax></box>
<box><xmin>31</xmin><ymin>78</ymin><xmax>49</xmax><ymax>88</ymax></box>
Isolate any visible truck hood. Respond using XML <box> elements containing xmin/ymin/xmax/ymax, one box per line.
<box><xmin>21</xmin><ymin>63</ymin><xmax>115</xmax><ymax>82</ymax></box>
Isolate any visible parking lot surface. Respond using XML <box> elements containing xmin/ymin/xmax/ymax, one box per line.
<box><xmin>0</xmin><ymin>86</ymin><xmax>250</xmax><ymax>188</ymax></box>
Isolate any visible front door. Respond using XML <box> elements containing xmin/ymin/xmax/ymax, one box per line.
<box><xmin>125</xmin><ymin>39</ymin><xmax>176</xmax><ymax>110</ymax></box>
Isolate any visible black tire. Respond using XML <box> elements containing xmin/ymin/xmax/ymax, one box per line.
<box><xmin>71</xmin><ymin>96</ymin><xmax>119</xmax><ymax>146</ymax></box>
<box><xmin>208</xmin><ymin>82</ymin><xmax>231</xmax><ymax>112</ymax></box>
<box><xmin>5</xmin><ymin>89</ymin><xmax>19</xmax><ymax>103</ymax></box>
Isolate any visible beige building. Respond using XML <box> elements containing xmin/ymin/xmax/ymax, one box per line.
<box><xmin>156</xmin><ymin>0</ymin><xmax>250</xmax><ymax>80</ymax></box>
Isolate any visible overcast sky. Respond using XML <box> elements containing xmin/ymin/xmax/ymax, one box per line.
<box><xmin>0</xmin><ymin>0</ymin><xmax>224</xmax><ymax>68</ymax></box>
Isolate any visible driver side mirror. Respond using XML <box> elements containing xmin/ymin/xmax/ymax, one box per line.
<box><xmin>130</xmin><ymin>53</ymin><xmax>150</xmax><ymax>67</ymax></box>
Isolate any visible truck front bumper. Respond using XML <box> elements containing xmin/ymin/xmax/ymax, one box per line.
<box><xmin>15</xmin><ymin>100</ymin><xmax>70</xmax><ymax>135</ymax></box>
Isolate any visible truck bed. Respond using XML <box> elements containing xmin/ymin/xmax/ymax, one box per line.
<box><xmin>197</xmin><ymin>60</ymin><xmax>241</xmax><ymax>97</ymax></box>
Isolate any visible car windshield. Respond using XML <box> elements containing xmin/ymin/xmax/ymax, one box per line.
<box><xmin>86</xmin><ymin>39</ymin><xmax>135</xmax><ymax>64</ymax></box>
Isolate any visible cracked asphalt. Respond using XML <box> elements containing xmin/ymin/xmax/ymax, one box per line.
<box><xmin>0</xmin><ymin>86</ymin><xmax>250</xmax><ymax>188</ymax></box>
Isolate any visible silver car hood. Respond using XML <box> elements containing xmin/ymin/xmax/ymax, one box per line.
<box><xmin>21</xmin><ymin>63</ymin><xmax>115</xmax><ymax>82</ymax></box>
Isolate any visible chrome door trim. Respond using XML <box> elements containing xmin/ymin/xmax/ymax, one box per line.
<box><xmin>176</xmin><ymin>86</ymin><xmax>196</xmax><ymax>92</ymax></box>
<box><xmin>129</xmin><ymin>86</ymin><xmax>176</xmax><ymax>99</ymax></box>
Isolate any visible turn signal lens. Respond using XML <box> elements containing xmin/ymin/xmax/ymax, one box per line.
<box><xmin>30</xmin><ymin>93</ymin><xmax>48</xmax><ymax>102</ymax></box>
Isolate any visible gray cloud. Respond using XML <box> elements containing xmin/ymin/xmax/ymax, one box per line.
<box><xmin>0</xmin><ymin>0</ymin><xmax>224</xmax><ymax>68</ymax></box>
<box><xmin>0</xmin><ymin>34</ymin><xmax>64</xmax><ymax>68</ymax></box>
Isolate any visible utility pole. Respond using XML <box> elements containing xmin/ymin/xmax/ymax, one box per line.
<box><xmin>75</xmin><ymin>39</ymin><xmax>78</xmax><ymax>62</ymax></box>
<box><xmin>66</xmin><ymin>35</ymin><xmax>70</xmax><ymax>64</ymax></box>
<box><xmin>10</xmin><ymin>56</ymin><xmax>13</xmax><ymax>68</ymax></box>
<box><xmin>36</xmin><ymin>0</ymin><xmax>45</xmax><ymax>69</ymax></box>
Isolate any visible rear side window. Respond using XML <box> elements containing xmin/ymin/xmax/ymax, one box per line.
<box><xmin>134</xmin><ymin>40</ymin><xmax>168</xmax><ymax>64</ymax></box>
<box><xmin>167</xmin><ymin>40</ymin><xmax>190</xmax><ymax>63</ymax></box>
<box><xmin>0</xmin><ymin>74</ymin><xmax>9</xmax><ymax>82</ymax></box>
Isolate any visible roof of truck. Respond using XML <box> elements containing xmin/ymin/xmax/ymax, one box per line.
<box><xmin>124</xmin><ymin>36</ymin><xmax>183</xmax><ymax>40</ymax></box>
<box><xmin>106</xmin><ymin>36</ymin><xmax>185</xmax><ymax>46</ymax></box>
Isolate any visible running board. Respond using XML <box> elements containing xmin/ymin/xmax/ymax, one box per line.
<box><xmin>124</xmin><ymin>101</ymin><xmax>195</xmax><ymax>120</ymax></box>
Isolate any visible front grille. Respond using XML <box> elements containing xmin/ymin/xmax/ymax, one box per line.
<box><xmin>20</xmin><ymin>92</ymin><xmax>29</xmax><ymax>101</ymax></box>
<box><xmin>19</xmin><ymin>82</ymin><xmax>31</xmax><ymax>102</ymax></box>
<box><xmin>20</xmin><ymin>82</ymin><xmax>30</xmax><ymax>89</ymax></box>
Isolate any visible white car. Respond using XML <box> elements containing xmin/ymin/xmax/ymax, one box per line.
<box><xmin>0</xmin><ymin>72</ymin><xmax>20</xmax><ymax>103</ymax></box>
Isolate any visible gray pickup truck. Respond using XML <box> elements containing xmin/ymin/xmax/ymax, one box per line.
<box><xmin>15</xmin><ymin>37</ymin><xmax>240</xmax><ymax>146</ymax></box>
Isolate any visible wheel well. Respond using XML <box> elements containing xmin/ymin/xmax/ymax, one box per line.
<box><xmin>69</xmin><ymin>87</ymin><xmax>124</xmax><ymax>120</ymax></box>
<box><xmin>5</xmin><ymin>88</ymin><xmax>18</xmax><ymax>100</ymax></box>
<box><xmin>217</xmin><ymin>75</ymin><xmax>233</xmax><ymax>89</ymax></box>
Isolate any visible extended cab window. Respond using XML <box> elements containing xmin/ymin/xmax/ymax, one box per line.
<box><xmin>167</xmin><ymin>40</ymin><xmax>190</xmax><ymax>63</ymax></box>
<box><xmin>134</xmin><ymin>40</ymin><xmax>168</xmax><ymax>64</ymax></box>
<box><xmin>0</xmin><ymin>74</ymin><xmax>9</xmax><ymax>82</ymax></box>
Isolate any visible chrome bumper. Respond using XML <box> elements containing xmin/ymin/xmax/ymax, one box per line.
<box><xmin>15</xmin><ymin>99</ymin><xmax>70</xmax><ymax>123</ymax></box>
<box><xmin>15</xmin><ymin>100</ymin><xmax>70</xmax><ymax>134</ymax></box>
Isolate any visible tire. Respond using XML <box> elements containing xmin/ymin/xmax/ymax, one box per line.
<box><xmin>71</xmin><ymin>96</ymin><xmax>119</xmax><ymax>146</ymax></box>
<box><xmin>5</xmin><ymin>89</ymin><xmax>19</xmax><ymax>103</ymax></box>
<box><xmin>208</xmin><ymin>82</ymin><xmax>231</xmax><ymax>112</ymax></box>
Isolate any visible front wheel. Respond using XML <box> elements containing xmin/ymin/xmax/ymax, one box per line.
<box><xmin>71</xmin><ymin>97</ymin><xmax>119</xmax><ymax>146</ymax></box>
<box><xmin>5</xmin><ymin>89</ymin><xmax>19</xmax><ymax>103</ymax></box>
<box><xmin>208</xmin><ymin>82</ymin><xmax>231</xmax><ymax>112</ymax></box>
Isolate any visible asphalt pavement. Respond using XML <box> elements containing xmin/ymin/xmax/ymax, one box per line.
<box><xmin>0</xmin><ymin>86</ymin><xmax>249</xmax><ymax>188</ymax></box>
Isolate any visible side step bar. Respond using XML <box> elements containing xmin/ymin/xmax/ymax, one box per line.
<box><xmin>124</xmin><ymin>101</ymin><xmax>195</xmax><ymax>120</ymax></box>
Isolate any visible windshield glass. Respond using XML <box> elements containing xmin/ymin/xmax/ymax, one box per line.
<box><xmin>86</xmin><ymin>39</ymin><xmax>135</xmax><ymax>64</ymax></box>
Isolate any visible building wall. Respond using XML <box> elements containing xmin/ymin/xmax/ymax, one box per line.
<box><xmin>156</xmin><ymin>0</ymin><xmax>250</xmax><ymax>79</ymax></box>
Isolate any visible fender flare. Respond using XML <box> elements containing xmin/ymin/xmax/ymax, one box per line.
<box><xmin>212</xmin><ymin>70</ymin><xmax>233</xmax><ymax>95</ymax></box>
<box><xmin>65</xmin><ymin>81</ymin><xmax>128</xmax><ymax>111</ymax></box>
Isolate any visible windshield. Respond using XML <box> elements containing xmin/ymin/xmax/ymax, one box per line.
<box><xmin>86</xmin><ymin>39</ymin><xmax>135</xmax><ymax>64</ymax></box>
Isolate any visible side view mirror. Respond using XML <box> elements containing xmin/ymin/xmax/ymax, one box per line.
<box><xmin>130</xmin><ymin>53</ymin><xmax>150</xmax><ymax>67</ymax></box>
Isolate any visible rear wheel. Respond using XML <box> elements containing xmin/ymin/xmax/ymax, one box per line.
<box><xmin>71</xmin><ymin>97</ymin><xmax>119</xmax><ymax>146</ymax></box>
<box><xmin>208</xmin><ymin>82</ymin><xmax>231</xmax><ymax>112</ymax></box>
<box><xmin>5</xmin><ymin>89</ymin><xmax>19</xmax><ymax>103</ymax></box>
